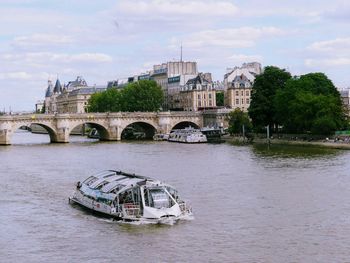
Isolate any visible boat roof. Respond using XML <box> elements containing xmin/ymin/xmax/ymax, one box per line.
<box><xmin>82</xmin><ymin>170</ymin><xmax>168</xmax><ymax>194</ymax></box>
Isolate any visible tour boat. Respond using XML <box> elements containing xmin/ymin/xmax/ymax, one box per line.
<box><xmin>153</xmin><ymin>133</ymin><xmax>170</xmax><ymax>141</ymax></box>
<box><xmin>200</xmin><ymin>126</ymin><xmax>224</xmax><ymax>142</ymax></box>
<box><xmin>168</xmin><ymin>128</ymin><xmax>207</xmax><ymax>143</ymax></box>
<box><xmin>69</xmin><ymin>170</ymin><xmax>192</xmax><ymax>223</ymax></box>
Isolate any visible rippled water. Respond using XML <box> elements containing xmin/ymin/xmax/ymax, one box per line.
<box><xmin>1</xmin><ymin>131</ymin><xmax>350</xmax><ymax>262</ymax></box>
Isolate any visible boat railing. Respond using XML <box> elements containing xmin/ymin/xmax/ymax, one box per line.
<box><xmin>122</xmin><ymin>203</ymin><xmax>141</xmax><ymax>217</ymax></box>
<box><xmin>178</xmin><ymin>200</ymin><xmax>192</xmax><ymax>214</ymax></box>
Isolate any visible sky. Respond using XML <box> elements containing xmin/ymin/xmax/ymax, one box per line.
<box><xmin>1</xmin><ymin>0</ymin><xmax>350</xmax><ymax>111</ymax></box>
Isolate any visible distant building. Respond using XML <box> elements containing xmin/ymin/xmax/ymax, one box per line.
<box><xmin>44</xmin><ymin>76</ymin><xmax>106</xmax><ymax>114</ymax></box>
<box><xmin>35</xmin><ymin>100</ymin><xmax>44</xmax><ymax>113</ymax></box>
<box><xmin>224</xmin><ymin>62</ymin><xmax>262</xmax><ymax>112</ymax></box>
<box><xmin>150</xmin><ymin>61</ymin><xmax>198</xmax><ymax>110</ymax></box>
<box><xmin>172</xmin><ymin>73</ymin><xmax>216</xmax><ymax>111</ymax></box>
<box><xmin>340</xmin><ymin>89</ymin><xmax>350</xmax><ymax>116</ymax></box>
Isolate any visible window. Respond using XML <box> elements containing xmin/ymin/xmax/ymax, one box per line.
<box><xmin>235</xmin><ymin>90</ymin><xmax>239</xmax><ymax>96</ymax></box>
<box><xmin>241</xmin><ymin>90</ymin><xmax>244</xmax><ymax>96</ymax></box>
<box><xmin>209</xmin><ymin>93</ymin><xmax>212</xmax><ymax>99</ymax></box>
<box><xmin>198</xmin><ymin>94</ymin><xmax>201</xmax><ymax>99</ymax></box>
<box><xmin>144</xmin><ymin>188</ymin><xmax>172</xmax><ymax>208</ymax></box>
<box><xmin>204</xmin><ymin>93</ymin><xmax>206</xmax><ymax>99</ymax></box>
<box><xmin>246</xmin><ymin>98</ymin><xmax>250</xmax><ymax>104</ymax></box>
<box><xmin>246</xmin><ymin>90</ymin><xmax>250</xmax><ymax>96</ymax></box>
<box><xmin>236</xmin><ymin>99</ymin><xmax>239</xmax><ymax>105</ymax></box>
<box><xmin>242</xmin><ymin>98</ymin><xmax>244</xmax><ymax>104</ymax></box>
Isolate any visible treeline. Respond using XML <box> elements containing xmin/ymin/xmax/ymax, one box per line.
<box><xmin>229</xmin><ymin>66</ymin><xmax>348</xmax><ymax>136</ymax></box>
<box><xmin>88</xmin><ymin>80</ymin><xmax>164</xmax><ymax>112</ymax></box>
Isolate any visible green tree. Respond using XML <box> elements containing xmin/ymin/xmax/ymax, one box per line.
<box><xmin>227</xmin><ymin>108</ymin><xmax>252</xmax><ymax>135</ymax></box>
<box><xmin>87</xmin><ymin>80</ymin><xmax>164</xmax><ymax>112</ymax></box>
<box><xmin>216</xmin><ymin>91</ymin><xmax>224</xmax><ymax>107</ymax></box>
<box><xmin>120</xmin><ymin>80</ymin><xmax>164</xmax><ymax>112</ymax></box>
<box><xmin>248</xmin><ymin>66</ymin><xmax>291</xmax><ymax>132</ymax></box>
<box><xmin>274</xmin><ymin>73</ymin><xmax>346</xmax><ymax>135</ymax></box>
<box><xmin>88</xmin><ymin>88</ymin><xmax>122</xmax><ymax>112</ymax></box>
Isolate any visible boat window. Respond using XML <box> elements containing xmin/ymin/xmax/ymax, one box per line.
<box><xmin>84</xmin><ymin>176</ymin><xmax>98</xmax><ymax>186</ymax></box>
<box><xmin>144</xmin><ymin>188</ymin><xmax>172</xmax><ymax>209</ymax></box>
<box><xmin>119</xmin><ymin>187</ymin><xmax>141</xmax><ymax>205</ymax></box>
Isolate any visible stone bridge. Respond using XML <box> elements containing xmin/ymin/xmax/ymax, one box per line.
<box><xmin>0</xmin><ymin>110</ymin><xmax>230</xmax><ymax>145</ymax></box>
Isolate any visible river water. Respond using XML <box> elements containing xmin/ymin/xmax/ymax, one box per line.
<box><xmin>1</xmin><ymin>131</ymin><xmax>350</xmax><ymax>262</ymax></box>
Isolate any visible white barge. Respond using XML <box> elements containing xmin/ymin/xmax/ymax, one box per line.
<box><xmin>168</xmin><ymin>128</ymin><xmax>207</xmax><ymax>143</ymax></box>
<box><xmin>69</xmin><ymin>170</ymin><xmax>192</xmax><ymax>223</ymax></box>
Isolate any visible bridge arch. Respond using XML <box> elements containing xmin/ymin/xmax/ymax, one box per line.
<box><xmin>120</xmin><ymin>121</ymin><xmax>158</xmax><ymax>140</ymax></box>
<box><xmin>69</xmin><ymin>122</ymin><xmax>110</xmax><ymax>141</ymax></box>
<box><xmin>10</xmin><ymin>122</ymin><xmax>58</xmax><ymax>144</ymax></box>
<box><xmin>170</xmin><ymin>121</ymin><xmax>200</xmax><ymax>131</ymax></box>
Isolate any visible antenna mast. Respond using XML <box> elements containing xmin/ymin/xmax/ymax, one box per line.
<box><xmin>180</xmin><ymin>43</ymin><xmax>183</xmax><ymax>62</ymax></box>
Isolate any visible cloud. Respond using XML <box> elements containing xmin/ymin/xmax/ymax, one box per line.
<box><xmin>117</xmin><ymin>0</ymin><xmax>238</xmax><ymax>17</ymax></box>
<box><xmin>305</xmin><ymin>58</ymin><xmax>350</xmax><ymax>67</ymax></box>
<box><xmin>228</xmin><ymin>54</ymin><xmax>263</xmax><ymax>64</ymax></box>
<box><xmin>1</xmin><ymin>52</ymin><xmax>113</xmax><ymax>64</ymax></box>
<box><xmin>12</xmin><ymin>34</ymin><xmax>74</xmax><ymax>49</ymax></box>
<box><xmin>0</xmin><ymin>72</ymin><xmax>32</xmax><ymax>80</ymax></box>
<box><xmin>307</xmin><ymin>38</ymin><xmax>350</xmax><ymax>53</ymax></box>
<box><xmin>305</xmin><ymin>37</ymin><xmax>350</xmax><ymax>68</ymax></box>
<box><xmin>171</xmin><ymin>27</ymin><xmax>285</xmax><ymax>49</ymax></box>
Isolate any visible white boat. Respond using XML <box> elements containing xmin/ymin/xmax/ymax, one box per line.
<box><xmin>168</xmin><ymin>128</ymin><xmax>207</xmax><ymax>143</ymax></box>
<box><xmin>69</xmin><ymin>170</ymin><xmax>192</xmax><ymax>223</ymax></box>
<box><xmin>153</xmin><ymin>133</ymin><xmax>170</xmax><ymax>141</ymax></box>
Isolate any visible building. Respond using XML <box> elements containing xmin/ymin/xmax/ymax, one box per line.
<box><xmin>224</xmin><ymin>62</ymin><xmax>262</xmax><ymax>112</ymax></box>
<box><xmin>172</xmin><ymin>73</ymin><xmax>217</xmax><ymax>111</ymax></box>
<box><xmin>44</xmin><ymin>76</ymin><xmax>106</xmax><ymax>114</ymax></box>
<box><xmin>340</xmin><ymin>89</ymin><xmax>350</xmax><ymax>115</ymax></box>
<box><xmin>150</xmin><ymin>61</ymin><xmax>198</xmax><ymax>110</ymax></box>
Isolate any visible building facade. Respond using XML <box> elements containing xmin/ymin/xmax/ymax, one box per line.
<box><xmin>224</xmin><ymin>62</ymin><xmax>262</xmax><ymax>112</ymax></box>
<box><xmin>172</xmin><ymin>73</ymin><xmax>217</xmax><ymax>111</ymax></box>
<box><xmin>44</xmin><ymin>76</ymin><xmax>106</xmax><ymax>114</ymax></box>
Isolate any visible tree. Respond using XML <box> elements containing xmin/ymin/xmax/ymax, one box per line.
<box><xmin>88</xmin><ymin>88</ymin><xmax>122</xmax><ymax>112</ymax></box>
<box><xmin>87</xmin><ymin>80</ymin><xmax>164</xmax><ymax>112</ymax></box>
<box><xmin>227</xmin><ymin>108</ymin><xmax>252</xmax><ymax>135</ymax></box>
<box><xmin>216</xmin><ymin>91</ymin><xmax>224</xmax><ymax>107</ymax></box>
<box><xmin>120</xmin><ymin>80</ymin><xmax>164</xmax><ymax>112</ymax></box>
<box><xmin>248</xmin><ymin>66</ymin><xmax>291</xmax><ymax>132</ymax></box>
<box><xmin>274</xmin><ymin>73</ymin><xmax>347</xmax><ymax>135</ymax></box>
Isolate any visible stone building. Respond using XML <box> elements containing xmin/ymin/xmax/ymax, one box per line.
<box><xmin>172</xmin><ymin>73</ymin><xmax>217</xmax><ymax>111</ymax></box>
<box><xmin>224</xmin><ymin>62</ymin><xmax>262</xmax><ymax>112</ymax></box>
<box><xmin>44</xmin><ymin>76</ymin><xmax>106</xmax><ymax>114</ymax></box>
<box><xmin>340</xmin><ymin>89</ymin><xmax>350</xmax><ymax>116</ymax></box>
<box><xmin>150</xmin><ymin>61</ymin><xmax>198</xmax><ymax>110</ymax></box>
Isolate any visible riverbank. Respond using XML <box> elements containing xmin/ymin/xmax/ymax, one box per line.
<box><xmin>223</xmin><ymin>135</ymin><xmax>350</xmax><ymax>150</ymax></box>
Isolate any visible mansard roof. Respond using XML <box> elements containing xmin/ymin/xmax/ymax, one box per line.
<box><xmin>66</xmin><ymin>76</ymin><xmax>88</xmax><ymax>90</ymax></box>
<box><xmin>186</xmin><ymin>73</ymin><xmax>211</xmax><ymax>86</ymax></box>
<box><xmin>53</xmin><ymin>79</ymin><xmax>62</xmax><ymax>93</ymax></box>
<box><xmin>68</xmin><ymin>87</ymin><xmax>106</xmax><ymax>97</ymax></box>
<box><xmin>45</xmin><ymin>81</ymin><xmax>53</xmax><ymax>97</ymax></box>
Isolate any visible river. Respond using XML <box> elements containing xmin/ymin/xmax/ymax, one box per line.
<box><xmin>1</xmin><ymin>131</ymin><xmax>350</xmax><ymax>262</ymax></box>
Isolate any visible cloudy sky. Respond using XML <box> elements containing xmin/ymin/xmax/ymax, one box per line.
<box><xmin>1</xmin><ymin>0</ymin><xmax>350</xmax><ymax>111</ymax></box>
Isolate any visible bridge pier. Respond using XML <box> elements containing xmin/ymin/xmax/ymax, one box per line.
<box><xmin>53</xmin><ymin>127</ymin><xmax>70</xmax><ymax>143</ymax></box>
<box><xmin>0</xmin><ymin>129</ymin><xmax>11</xmax><ymax>145</ymax></box>
<box><xmin>104</xmin><ymin>125</ymin><xmax>121</xmax><ymax>141</ymax></box>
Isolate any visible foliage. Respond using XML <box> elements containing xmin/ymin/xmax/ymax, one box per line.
<box><xmin>227</xmin><ymin>108</ymin><xmax>252</xmax><ymax>135</ymax></box>
<box><xmin>216</xmin><ymin>91</ymin><xmax>224</xmax><ymax>107</ymax></box>
<box><xmin>120</xmin><ymin>80</ymin><xmax>164</xmax><ymax>112</ymax></box>
<box><xmin>88</xmin><ymin>88</ymin><xmax>122</xmax><ymax>112</ymax></box>
<box><xmin>274</xmin><ymin>73</ymin><xmax>346</xmax><ymax>135</ymax></box>
<box><xmin>40</xmin><ymin>102</ymin><xmax>46</xmax><ymax>113</ymax></box>
<box><xmin>87</xmin><ymin>80</ymin><xmax>164</xmax><ymax>112</ymax></box>
<box><xmin>248</xmin><ymin>66</ymin><xmax>291</xmax><ymax>132</ymax></box>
